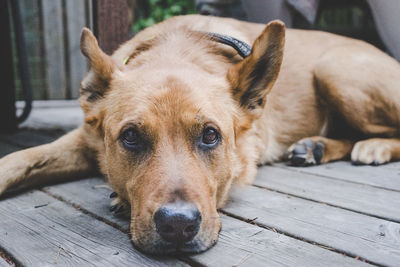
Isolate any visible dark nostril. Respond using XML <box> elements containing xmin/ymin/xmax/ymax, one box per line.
<box><xmin>159</xmin><ymin>224</ymin><xmax>174</xmax><ymax>234</ymax></box>
<box><xmin>184</xmin><ymin>224</ymin><xmax>196</xmax><ymax>233</ymax></box>
<box><xmin>154</xmin><ymin>202</ymin><xmax>202</xmax><ymax>244</ymax></box>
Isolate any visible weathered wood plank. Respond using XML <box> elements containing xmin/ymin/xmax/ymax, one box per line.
<box><xmin>19</xmin><ymin>0</ymin><xmax>47</xmax><ymax>100</ymax></box>
<box><xmin>41</xmin><ymin>0</ymin><xmax>67</xmax><ymax>99</ymax></box>
<box><xmin>0</xmin><ymin>258</ymin><xmax>13</xmax><ymax>267</ymax></box>
<box><xmin>277</xmin><ymin>161</ymin><xmax>400</xmax><ymax>191</ymax></box>
<box><xmin>254</xmin><ymin>166</ymin><xmax>400</xmax><ymax>222</ymax></box>
<box><xmin>65</xmin><ymin>0</ymin><xmax>88</xmax><ymax>99</ymax></box>
<box><xmin>382</xmin><ymin>161</ymin><xmax>400</xmax><ymax>170</ymax></box>
<box><xmin>0</xmin><ymin>260</ymin><xmax>10</xmax><ymax>267</ymax></box>
<box><xmin>95</xmin><ymin>0</ymin><xmax>130</xmax><ymax>54</ymax></box>
<box><xmin>45</xmin><ymin>178</ymin><xmax>369</xmax><ymax>266</ymax></box>
<box><xmin>224</xmin><ymin>185</ymin><xmax>400</xmax><ymax>266</ymax></box>
<box><xmin>85</xmin><ymin>0</ymin><xmax>94</xmax><ymax>30</ymax></box>
<box><xmin>20</xmin><ymin>106</ymin><xmax>83</xmax><ymax>131</ymax></box>
<box><xmin>0</xmin><ymin>190</ymin><xmax>185</xmax><ymax>266</ymax></box>
<box><xmin>196</xmin><ymin>215</ymin><xmax>368</xmax><ymax>267</ymax></box>
<box><xmin>44</xmin><ymin>178</ymin><xmax>130</xmax><ymax>231</ymax></box>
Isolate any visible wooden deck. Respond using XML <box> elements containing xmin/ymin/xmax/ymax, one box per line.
<box><xmin>1</xmin><ymin>101</ymin><xmax>399</xmax><ymax>266</ymax></box>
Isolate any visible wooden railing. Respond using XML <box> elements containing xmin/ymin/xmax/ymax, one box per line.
<box><xmin>15</xmin><ymin>0</ymin><xmax>94</xmax><ymax>100</ymax></box>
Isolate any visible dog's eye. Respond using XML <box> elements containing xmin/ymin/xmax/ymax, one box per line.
<box><xmin>200</xmin><ymin>126</ymin><xmax>220</xmax><ymax>149</ymax></box>
<box><xmin>202</xmin><ymin>128</ymin><xmax>218</xmax><ymax>144</ymax></box>
<box><xmin>120</xmin><ymin>128</ymin><xmax>144</xmax><ymax>151</ymax></box>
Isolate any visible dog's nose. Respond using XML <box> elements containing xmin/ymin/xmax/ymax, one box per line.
<box><xmin>154</xmin><ymin>202</ymin><xmax>201</xmax><ymax>244</ymax></box>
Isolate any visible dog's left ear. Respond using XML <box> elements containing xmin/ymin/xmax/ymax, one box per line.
<box><xmin>80</xmin><ymin>27</ymin><xmax>116</xmax><ymax>84</ymax></box>
<box><xmin>228</xmin><ymin>20</ymin><xmax>285</xmax><ymax>118</ymax></box>
<box><xmin>79</xmin><ymin>28</ymin><xmax>121</xmax><ymax>131</ymax></box>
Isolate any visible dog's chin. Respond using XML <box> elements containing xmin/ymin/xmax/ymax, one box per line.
<box><xmin>132</xmin><ymin>236</ymin><xmax>218</xmax><ymax>255</ymax></box>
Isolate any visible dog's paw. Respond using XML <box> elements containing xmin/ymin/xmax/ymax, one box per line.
<box><xmin>109</xmin><ymin>193</ymin><xmax>129</xmax><ymax>217</ymax></box>
<box><xmin>351</xmin><ymin>139</ymin><xmax>392</xmax><ymax>166</ymax></box>
<box><xmin>287</xmin><ymin>139</ymin><xmax>324</xmax><ymax>166</ymax></box>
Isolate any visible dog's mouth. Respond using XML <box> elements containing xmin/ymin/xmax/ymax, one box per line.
<box><xmin>139</xmin><ymin>237</ymin><xmax>216</xmax><ymax>255</ymax></box>
<box><xmin>131</xmin><ymin>228</ymin><xmax>218</xmax><ymax>255</ymax></box>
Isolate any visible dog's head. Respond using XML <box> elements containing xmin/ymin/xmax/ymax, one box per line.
<box><xmin>79</xmin><ymin>19</ymin><xmax>285</xmax><ymax>254</ymax></box>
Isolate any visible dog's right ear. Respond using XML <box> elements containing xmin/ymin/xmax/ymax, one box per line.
<box><xmin>80</xmin><ymin>27</ymin><xmax>117</xmax><ymax>102</ymax></box>
<box><xmin>228</xmin><ymin>20</ymin><xmax>285</xmax><ymax>119</ymax></box>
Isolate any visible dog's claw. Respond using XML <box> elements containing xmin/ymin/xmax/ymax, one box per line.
<box><xmin>109</xmin><ymin>197</ymin><xmax>129</xmax><ymax>217</ymax></box>
<box><xmin>287</xmin><ymin>140</ymin><xmax>324</xmax><ymax>167</ymax></box>
<box><xmin>114</xmin><ymin>205</ymin><xmax>125</xmax><ymax>214</ymax></box>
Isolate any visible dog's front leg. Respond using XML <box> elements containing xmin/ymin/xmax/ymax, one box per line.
<box><xmin>0</xmin><ymin>128</ymin><xmax>97</xmax><ymax>195</ymax></box>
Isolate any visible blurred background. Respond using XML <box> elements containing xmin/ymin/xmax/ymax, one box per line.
<box><xmin>1</xmin><ymin>0</ymin><xmax>399</xmax><ymax>132</ymax></box>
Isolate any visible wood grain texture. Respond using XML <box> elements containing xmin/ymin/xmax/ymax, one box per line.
<box><xmin>254</xmin><ymin>165</ymin><xmax>400</xmax><ymax>222</ymax></box>
<box><xmin>65</xmin><ymin>0</ymin><xmax>88</xmax><ymax>99</ymax></box>
<box><xmin>0</xmin><ymin>126</ymin><xmax>398</xmax><ymax>266</ymax></box>
<box><xmin>19</xmin><ymin>0</ymin><xmax>47</xmax><ymax>100</ymax></box>
<box><xmin>44</xmin><ymin>178</ymin><xmax>368</xmax><ymax>266</ymax></box>
<box><xmin>0</xmin><ymin>190</ymin><xmax>185</xmax><ymax>266</ymax></box>
<box><xmin>195</xmin><ymin>215</ymin><xmax>368</xmax><ymax>267</ymax></box>
<box><xmin>277</xmin><ymin>161</ymin><xmax>400</xmax><ymax>191</ymax></box>
<box><xmin>44</xmin><ymin>178</ymin><xmax>130</xmax><ymax>231</ymax></box>
<box><xmin>95</xmin><ymin>0</ymin><xmax>130</xmax><ymax>54</ymax></box>
<box><xmin>224</xmin><ymin>185</ymin><xmax>400</xmax><ymax>266</ymax></box>
<box><xmin>41</xmin><ymin>0</ymin><xmax>67</xmax><ymax>99</ymax></box>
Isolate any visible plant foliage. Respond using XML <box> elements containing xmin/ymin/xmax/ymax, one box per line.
<box><xmin>133</xmin><ymin>0</ymin><xmax>195</xmax><ymax>33</ymax></box>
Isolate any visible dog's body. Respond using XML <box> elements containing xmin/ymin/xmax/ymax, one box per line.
<box><xmin>1</xmin><ymin>15</ymin><xmax>400</xmax><ymax>254</ymax></box>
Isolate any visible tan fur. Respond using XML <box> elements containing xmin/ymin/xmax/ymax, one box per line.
<box><xmin>0</xmin><ymin>15</ymin><xmax>399</xmax><ymax>254</ymax></box>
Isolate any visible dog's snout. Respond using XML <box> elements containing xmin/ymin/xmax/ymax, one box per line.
<box><xmin>154</xmin><ymin>202</ymin><xmax>201</xmax><ymax>244</ymax></box>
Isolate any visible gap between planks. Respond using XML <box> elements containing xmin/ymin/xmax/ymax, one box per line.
<box><xmin>274</xmin><ymin>163</ymin><xmax>400</xmax><ymax>193</ymax></box>
<box><xmin>0</xmin><ymin>190</ymin><xmax>187</xmax><ymax>267</ymax></box>
<box><xmin>218</xmin><ymin>209</ymin><xmax>376</xmax><ymax>266</ymax></box>
<box><xmin>41</xmin><ymin>188</ymin><xmax>201</xmax><ymax>266</ymax></box>
<box><xmin>1</xmin><ymin>131</ymin><xmax>397</xmax><ymax>265</ymax></box>
<box><xmin>252</xmin><ymin>183</ymin><xmax>400</xmax><ymax>224</ymax></box>
<box><xmin>224</xmin><ymin>184</ymin><xmax>400</xmax><ymax>266</ymax></box>
<box><xmin>254</xmin><ymin>165</ymin><xmax>400</xmax><ymax>223</ymax></box>
<box><xmin>42</xmin><ymin>179</ymin><xmax>371</xmax><ymax>266</ymax></box>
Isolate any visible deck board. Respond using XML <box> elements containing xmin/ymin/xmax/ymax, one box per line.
<box><xmin>224</xmin><ymin>185</ymin><xmax>400</xmax><ymax>266</ymax></box>
<box><xmin>277</xmin><ymin>161</ymin><xmax>400</xmax><ymax>191</ymax></box>
<box><xmin>0</xmin><ymin>190</ymin><xmax>185</xmax><ymax>267</ymax></box>
<box><xmin>43</xmin><ymin>178</ymin><xmax>368</xmax><ymax>266</ymax></box>
<box><xmin>1</xmin><ymin>102</ymin><xmax>399</xmax><ymax>266</ymax></box>
<box><xmin>0</xmin><ymin>259</ymin><xmax>12</xmax><ymax>267</ymax></box>
<box><xmin>254</xmin><ymin>166</ymin><xmax>400</xmax><ymax>222</ymax></box>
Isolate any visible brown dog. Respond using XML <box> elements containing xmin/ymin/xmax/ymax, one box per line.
<box><xmin>1</xmin><ymin>15</ymin><xmax>400</xmax><ymax>254</ymax></box>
